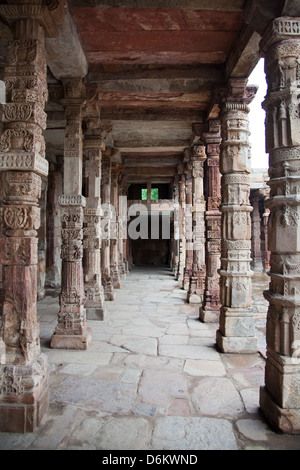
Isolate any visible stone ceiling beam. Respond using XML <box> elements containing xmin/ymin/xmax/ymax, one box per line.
<box><xmin>225</xmin><ymin>24</ymin><xmax>261</xmax><ymax>79</ymax></box>
<box><xmin>69</xmin><ymin>0</ymin><xmax>244</xmax><ymax>11</ymax></box>
<box><xmin>45</xmin><ymin>4</ymin><xmax>88</xmax><ymax>79</ymax></box>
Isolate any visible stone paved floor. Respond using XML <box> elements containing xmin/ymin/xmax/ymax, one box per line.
<box><xmin>1</xmin><ymin>267</ymin><xmax>300</xmax><ymax>450</ymax></box>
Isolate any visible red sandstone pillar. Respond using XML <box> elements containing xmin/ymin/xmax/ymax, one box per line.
<box><xmin>200</xmin><ymin>120</ymin><xmax>222</xmax><ymax>322</ymax></box>
<box><xmin>50</xmin><ymin>77</ymin><xmax>92</xmax><ymax>350</ymax></box>
<box><xmin>0</xmin><ymin>1</ymin><xmax>64</xmax><ymax>432</ymax></box>
<box><xmin>216</xmin><ymin>79</ymin><xmax>257</xmax><ymax>353</ymax></box>
<box><xmin>83</xmin><ymin>110</ymin><xmax>107</xmax><ymax>320</ymax></box>
<box><xmin>101</xmin><ymin>150</ymin><xmax>115</xmax><ymax>301</ymax></box>
<box><xmin>188</xmin><ymin>145</ymin><xmax>207</xmax><ymax>304</ymax></box>
<box><xmin>259</xmin><ymin>17</ymin><xmax>300</xmax><ymax>433</ymax></box>
<box><xmin>110</xmin><ymin>163</ymin><xmax>123</xmax><ymax>289</ymax></box>
<box><xmin>176</xmin><ymin>163</ymin><xmax>186</xmax><ymax>282</ymax></box>
<box><xmin>183</xmin><ymin>153</ymin><xmax>193</xmax><ymax>291</ymax></box>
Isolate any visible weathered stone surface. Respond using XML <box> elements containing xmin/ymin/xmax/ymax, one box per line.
<box><xmin>51</xmin><ymin>376</ymin><xmax>137</xmax><ymax>414</ymax></box>
<box><xmin>97</xmin><ymin>417</ymin><xmax>151</xmax><ymax>450</ymax></box>
<box><xmin>191</xmin><ymin>377</ymin><xmax>244</xmax><ymax>417</ymax></box>
<box><xmin>151</xmin><ymin>416</ymin><xmax>238</xmax><ymax>450</ymax></box>
<box><xmin>138</xmin><ymin>370</ymin><xmax>188</xmax><ymax>407</ymax></box>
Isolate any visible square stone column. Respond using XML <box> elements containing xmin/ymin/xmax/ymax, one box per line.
<box><xmin>83</xmin><ymin>120</ymin><xmax>107</xmax><ymax>320</ymax></box>
<box><xmin>188</xmin><ymin>145</ymin><xmax>207</xmax><ymax>304</ymax></box>
<box><xmin>110</xmin><ymin>162</ymin><xmax>123</xmax><ymax>290</ymax></box>
<box><xmin>183</xmin><ymin>152</ymin><xmax>193</xmax><ymax>292</ymax></box>
<box><xmin>216</xmin><ymin>79</ymin><xmax>258</xmax><ymax>354</ymax></box>
<box><xmin>50</xmin><ymin>78</ymin><xmax>92</xmax><ymax>350</ymax></box>
<box><xmin>200</xmin><ymin>120</ymin><xmax>222</xmax><ymax>322</ymax></box>
<box><xmin>101</xmin><ymin>151</ymin><xmax>115</xmax><ymax>301</ymax></box>
<box><xmin>259</xmin><ymin>17</ymin><xmax>300</xmax><ymax>434</ymax></box>
<box><xmin>0</xmin><ymin>2</ymin><xmax>64</xmax><ymax>432</ymax></box>
<box><xmin>176</xmin><ymin>163</ymin><xmax>186</xmax><ymax>282</ymax></box>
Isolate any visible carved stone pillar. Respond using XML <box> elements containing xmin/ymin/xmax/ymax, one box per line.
<box><xmin>216</xmin><ymin>79</ymin><xmax>257</xmax><ymax>354</ymax></box>
<box><xmin>183</xmin><ymin>154</ymin><xmax>193</xmax><ymax>292</ymax></box>
<box><xmin>101</xmin><ymin>151</ymin><xmax>115</xmax><ymax>301</ymax></box>
<box><xmin>188</xmin><ymin>145</ymin><xmax>207</xmax><ymax>304</ymax></box>
<box><xmin>263</xmin><ymin>206</ymin><xmax>271</xmax><ymax>271</ymax></box>
<box><xmin>176</xmin><ymin>163</ymin><xmax>186</xmax><ymax>282</ymax></box>
<box><xmin>110</xmin><ymin>162</ymin><xmax>122</xmax><ymax>289</ymax></box>
<box><xmin>83</xmin><ymin>113</ymin><xmax>106</xmax><ymax>320</ymax></box>
<box><xmin>250</xmin><ymin>190</ymin><xmax>264</xmax><ymax>272</ymax></box>
<box><xmin>0</xmin><ymin>1</ymin><xmax>64</xmax><ymax>432</ymax></box>
<box><xmin>200</xmin><ymin>120</ymin><xmax>222</xmax><ymax>322</ymax></box>
<box><xmin>119</xmin><ymin>174</ymin><xmax>130</xmax><ymax>276</ymax></box>
<box><xmin>259</xmin><ymin>17</ymin><xmax>300</xmax><ymax>433</ymax></box>
<box><xmin>172</xmin><ymin>174</ymin><xmax>180</xmax><ymax>277</ymax></box>
<box><xmin>50</xmin><ymin>78</ymin><xmax>92</xmax><ymax>350</ymax></box>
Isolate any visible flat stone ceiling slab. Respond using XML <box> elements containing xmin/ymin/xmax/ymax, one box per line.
<box><xmin>70</xmin><ymin>7</ymin><xmax>243</xmax><ymax>67</ymax></box>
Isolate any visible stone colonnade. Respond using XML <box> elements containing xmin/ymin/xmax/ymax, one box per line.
<box><xmin>0</xmin><ymin>5</ymin><xmax>299</xmax><ymax>435</ymax></box>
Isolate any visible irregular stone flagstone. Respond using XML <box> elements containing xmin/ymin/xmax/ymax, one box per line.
<box><xmin>151</xmin><ymin>416</ymin><xmax>238</xmax><ymax>450</ymax></box>
<box><xmin>191</xmin><ymin>377</ymin><xmax>244</xmax><ymax>417</ymax></box>
<box><xmin>50</xmin><ymin>376</ymin><xmax>137</xmax><ymax>414</ymax></box>
<box><xmin>138</xmin><ymin>370</ymin><xmax>188</xmax><ymax>407</ymax></box>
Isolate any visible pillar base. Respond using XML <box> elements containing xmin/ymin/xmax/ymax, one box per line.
<box><xmin>216</xmin><ymin>329</ymin><xmax>257</xmax><ymax>353</ymax></box>
<box><xmin>0</xmin><ymin>354</ymin><xmax>49</xmax><ymax>433</ymax></box>
<box><xmin>260</xmin><ymin>386</ymin><xmax>300</xmax><ymax>434</ymax></box>
<box><xmin>86</xmin><ymin>306</ymin><xmax>106</xmax><ymax>321</ymax></box>
<box><xmin>199</xmin><ymin>307</ymin><xmax>220</xmax><ymax>323</ymax></box>
<box><xmin>50</xmin><ymin>327</ymin><xmax>92</xmax><ymax>350</ymax></box>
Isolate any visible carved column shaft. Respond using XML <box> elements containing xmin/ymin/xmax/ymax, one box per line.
<box><xmin>176</xmin><ymin>163</ymin><xmax>186</xmax><ymax>282</ymax></box>
<box><xmin>172</xmin><ymin>174</ymin><xmax>180</xmax><ymax>276</ymax></box>
<box><xmin>83</xmin><ymin>121</ymin><xmax>105</xmax><ymax>320</ymax></box>
<box><xmin>200</xmin><ymin>121</ymin><xmax>222</xmax><ymax>322</ymax></box>
<box><xmin>101</xmin><ymin>152</ymin><xmax>115</xmax><ymax>301</ymax></box>
<box><xmin>188</xmin><ymin>145</ymin><xmax>206</xmax><ymax>303</ymax></box>
<box><xmin>183</xmin><ymin>154</ymin><xmax>193</xmax><ymax>291</ymax></box>
<box><xmin>216</xmin><ymin>79</ymin><xmax>257</xmax><ymax>353</ymax></box>
<box><xmin>110</xmin><ymin>162</ymin><xmax>122</xmax><ymax>289</ymax></box>
<box><xmin>259</xmin><ymin>17</ymin><xmax>300</xmax><ymax>434</ymax></box>
<box><xmin>50</xmin><ymin>78</ymin><xmax>92</xmax><ymax>350</ymax></box>
<box><xmin>0</xmin><ymin>2</ymin><xmax>63</xmax><ymax>431</ymax></box>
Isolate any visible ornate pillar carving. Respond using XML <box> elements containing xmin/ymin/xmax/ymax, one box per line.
<box><xmin>110</xmin><ymin>162</ymin><xmax>123</xmax><ymax>289</ymax></box>
<box><xmin>176</xmin><ymin>163</ymin><xmax>186</xmax><ymax>282</ymax></box>
<box><xmin>50</xmin><ymin>77</ymin><xmax>92</xmax><ymax>350</ymax></box>
<box><xmin>172</xmin><ymin>174</ymin><xmax>180</xmax><ymax>277</ymax></box>
<box><xmin>188</xmin><ymin>145</ymin><xmax>207</xmax><ymax>303</ymax></box>
<box><xmin>250</xmin><ymin>190</ymin><xmax>264</xmax><ymax>272</ymax></box>
<box><xmin>200</xmin><ymin>120</ymin><xmax>222</xmax><ymax>322</ymax></box>
<box><xmin>258</xmin><ymin>17</ymin><xmax>300</xmax><ymax>433</ymax></box>
<box><xmin>183</xmin><ymin>152</ymin><xmax>193</xmax><ymax>292</ymax></box>
<box><xmin>216</xmin><ymin>78</ymin><xmax>257</xmax><ymax>353</ymax></box>
<box><xmin>101</xmin><ymin>150</ymin><xmax>115</xmax><ymax>301</ymax></box>
<box><xmin>0</xmin><ymin>1</ymin><xmax>64</xmax><ymax>432</ymax></box>
<box><xmin>83</xmin><ymin>108</ymin><xmax>107</xmax><ymax>321</ymax></box>
<box><xmin>119</xmin><ymin>173</ymin><xmax>130</xmax><ymax>276</ymax></box>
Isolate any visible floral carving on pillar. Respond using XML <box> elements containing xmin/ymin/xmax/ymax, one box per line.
<box><xmin>188</xmin><ymin>144</ymin><xmax>207</xmax><ymax>304</ymax></box>
<box><xmin>0</xmin><ymin>0</ymin><xmax>64</xmax><ymax>433</ymax></box>
<box><xmin>50</xmin><ymin>77</ymin><xmax>92</xmax><ymax>350</ymax></box>
<box><xmin>83</xmin><ymin>110</ymin><xmax>108</xmax><ymax>321</ymax></box>
<box><xmin>216</xmin><ymin>78</ymin><xmax>258</xmax><ymax>354</ymax></box>
<box><xmin>183</xmin><ymin>151</ymin><xmax>193</xmax><ymax>292</ymax></box>
<box><xmin>258</xmin><ymin>17</ymin><xmax>300</xmax><ymax>434</ymax></box>
<box><xmin>101</xmin><ymin>150</ymin><xmax>115</xmax><ymax>301</ymax></box>
<box><xmin>200</xmin><ymin>120</ymin><xmax>222</xmax><ymax>322</ymax></box>
<box><xmin>176</xmin><ymin>163</ymin><xmax>186</xmax><ymax>282</ymax></box>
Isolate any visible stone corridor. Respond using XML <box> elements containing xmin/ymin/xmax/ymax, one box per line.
<box><xmin>0</xmin><ymin>268</ymin><xmax>299</xmax><ymax>450</ymax></box>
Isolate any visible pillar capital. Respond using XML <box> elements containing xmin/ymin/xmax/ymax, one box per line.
<box><xmin>0</xmin><ymin>0</ymin><xmax>65</xmax><ymax>38</ymax></box>
<box><xmin>260</xmin><ymin>16</ymin><xmax>300</xmax><ymax>53</ymax></box>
